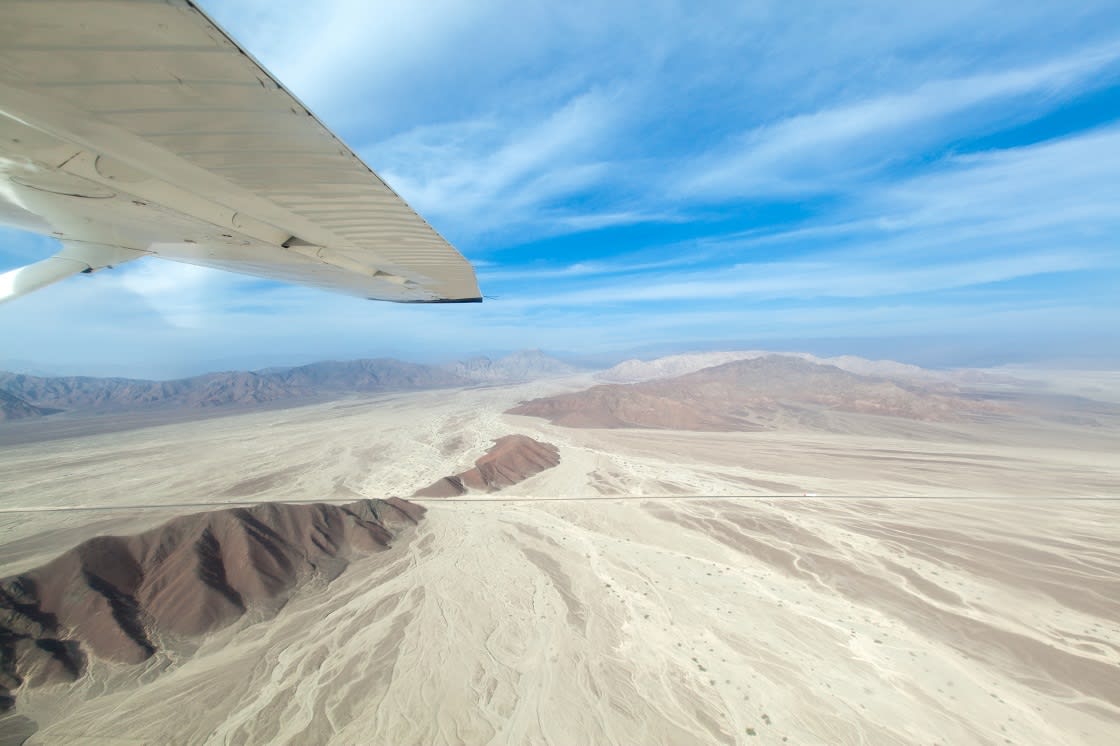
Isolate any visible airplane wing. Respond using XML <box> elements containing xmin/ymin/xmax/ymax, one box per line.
<box><xmin>0</xmin><ymin>0</ymin><xmax>481</xmax><ymax>304</ymax></box>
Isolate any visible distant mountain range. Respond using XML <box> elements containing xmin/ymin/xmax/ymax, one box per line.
<box><xmin>0</xmin><ymin>360</ymin><xmax>461</xmax><ymax>415</ymax></box>
<box><xmin>0</xmin><ymin>351</ymin><xmax>582</xmax><ymax>420</ymax></box>
<box><xmin>448</xmin><ymin>349</ymin><xmax>582</xmax><ymax>383</ymax></box>
<box><xmin>511</xmin><ymin>355</ymin><xmax>1006</xmax><ymax>430</ymax></box>
<box><xmin>598</xmin><ymin>350</ymin><xmax>1023</xmax><ymax>385</ymax></box>
<box><xmin>3</xmin><ymin>348</ymin><xmax>1040</xmax><ymax>425</ymax></box>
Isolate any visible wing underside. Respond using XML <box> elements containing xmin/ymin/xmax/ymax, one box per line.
<box><xmin>0</xmin><ymin>0</ymin><xmax>481</xmax><ymax>303</ymax></box>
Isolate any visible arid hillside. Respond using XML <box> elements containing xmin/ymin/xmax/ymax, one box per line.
<box><xmin>598</xmin><ymin>350</ymin><xmax>1025</xmax><ymax>385</ymax></box>
<box><xmin>414</xmin><ymin>434</ymin><xmax>561</xmax><ymax>497</ymax></box>
<box><xmin>0</xmin><ymin>359</ymin><xmax>468</xmax><ymax>414</ymax></box>
<box><xmin>0</xmin><ymin>391</ymin><xmax>54</xmax><ymax>422</ymax></box>
<box><xmin>511</xmin><ymin>355</ymin><xmax>1002</xmax><ymax>430</ymax></box>
<box><xmin>0</xmin><ymin>498</ymin><xmax>423</xmax><ymax>710</ymax></box>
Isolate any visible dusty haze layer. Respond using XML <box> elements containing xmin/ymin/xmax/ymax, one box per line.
<box><xmin>1</xmin><ymin>363</ymin><xmax>1118</xmax><ymax>743</ymax></box>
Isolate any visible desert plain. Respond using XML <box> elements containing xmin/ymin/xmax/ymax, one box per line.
<box><xmin>0</xmin><ymin>362</ymin><xmax>1118</xmax><ymax>745</ymax></box>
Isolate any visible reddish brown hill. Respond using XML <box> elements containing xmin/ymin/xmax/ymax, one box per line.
<box><xmin>509</xmin><ymin>355</ymin><xmax>999</xmax><ymax>430</ymax></box>
<box><xmin>0</xmin><ymin>498</ymin><xmax>423</xmax><ymax>709</ymax></box>
<box><xmin>413</xmin><ymin>435</ymin><xmax>560</xmax><ymax>497</ymax></box>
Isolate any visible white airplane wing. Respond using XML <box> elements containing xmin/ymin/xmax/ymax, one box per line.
<box><xmin>0</xmin><ymin>0</ymin><xmax>481</xmax><ymax>304</ymax></box>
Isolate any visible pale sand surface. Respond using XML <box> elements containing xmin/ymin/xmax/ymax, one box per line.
<box><xmin>7</xmin><ymin>498</ymin><xmax>1119</xmax><ymax>745</ymax></box>
<box><xmin>2</xmin><ymin>374</ymin><xmax>1119</xmax><ymax>743</ymax></box>
<box><xmin>1</xmin><ymin>375</ymin><xmax>1117</xmax><ymax>530</ymax></box>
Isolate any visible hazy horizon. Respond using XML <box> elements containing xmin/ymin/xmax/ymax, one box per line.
<box><xmin>3</xmin><ymin>333</ymin><xmax>1120</xmax><ymax>381</ymax></box>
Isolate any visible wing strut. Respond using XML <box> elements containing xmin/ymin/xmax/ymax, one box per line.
<box><xmin>0</xmin><ymin>242</ymin><xmax>147</xmax><ymax>304</ymax></box>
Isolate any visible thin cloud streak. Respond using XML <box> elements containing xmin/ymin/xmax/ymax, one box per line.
<box><xmin>369</xmin><ymin>88</ymin><xmax>632</xmax><ymax>241</ymax></box>
<box><xmin>484</xmin><ymin>126</ymin><xmax>1120</xmax><ymax>308</ymax></box>
<box><xmin>681</xmin><ymin>42</ymin><xmax>1120</xmax><ymax>198</ymax></box>
<box><xmin>498</xmin><ymin>252</ymin><xmax>1108</xmax><ymax>309</ymax></box>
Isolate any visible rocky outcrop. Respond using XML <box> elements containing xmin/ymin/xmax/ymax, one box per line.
<box><xmin>0</xmin><ymin>498</ymin><xmax>423</xmax><ymax>708</ymax></box>
<box><xmin>413</xmin><ymin>435</ymin><xmax>560</xmax><ymax>497</ymax></box>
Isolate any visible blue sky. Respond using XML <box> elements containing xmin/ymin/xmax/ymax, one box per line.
<box><xmin>2</xmin><ymin>0</ymin><xmax>1119</xmax><ymax>377</ymax></box>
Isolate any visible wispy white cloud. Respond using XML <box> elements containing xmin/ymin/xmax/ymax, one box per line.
<box><xmin>205</xmin><ymin>1</ymin><xmax>1120</xmax><ymax>247</ymax></box>
<box><xmin>475</xmin><ymin>122</ymin><xmax>1120</xmax><ymax>301</ymax></box>
<box><xmin>499</xmin><ymin>251</ymin><xmax>1109</xmax><ymax>309</ymax></box>
<box><xmin>354</xmin><ymin>37</ymin><xmax>1120</xmax><ymax>245</ymax></box>
<box><xmin>680</xmin><ymin>42</ymin><xmax>1120</xmax><ymax>198</ymax></box>
<box><xmin>879</xmin><ymin>125</ymin><xmax>1120</xmax><ymax>232</ymax></box>
<box><xmin>367</xmin><ymin>88</ymin><xmax>635</xmax><ymax>240</ymax></box>
<box><xmin>478</xmin><ymin>254</ymin><xmax>702</xmax><ymax>283</ymax></box>
<box><xmin>111</xmin><ymin>260</ymin><xmax>254</xmax><ymax>329</ymax></box>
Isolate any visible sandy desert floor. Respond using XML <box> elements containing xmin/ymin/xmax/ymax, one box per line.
<box><xmin>5</xmin><ymin>497</ymin><xmax>1118</xmax><ymax>745</ymax></box>
<box><xmin>1</xmin><ymin>374</ymin><xmax>1119</xmax><ymax>744</ymax></box>
<box><xmin>1</xmin><ymin>373</ymin><xmax>1118</xmax><ymax>526</ymax></box>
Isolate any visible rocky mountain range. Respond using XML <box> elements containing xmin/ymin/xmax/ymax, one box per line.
<box><xmin>0</xmin><ymin>351</ymin><xmax>578</xmax><ymax>419</ymax></box>
<box><xmin>511</xmin><ymin>355</ymin><xmax>1003</xmax><ymax>430</ymax></box>
<box><xmin>445</xmin><ymin>349</ymin><xmax>583</xmax><ymax>383</ymax></box>
<box><xmin>597</xmin><ymin>350</ymin><xmax>1023</xmax><ymax>385</ymax></box>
